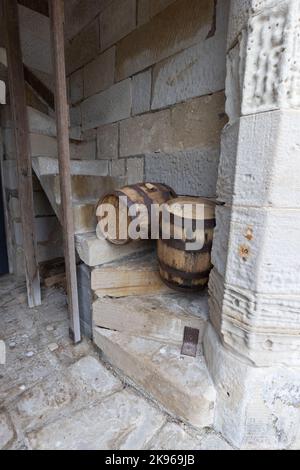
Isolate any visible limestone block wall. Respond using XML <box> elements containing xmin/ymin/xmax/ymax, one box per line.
<box><xmin>66</xmin><ymin>0</ymin><xmax>230</xmax><ymax>196</ymax></box>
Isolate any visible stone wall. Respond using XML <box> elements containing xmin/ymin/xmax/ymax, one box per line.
<box><xmin>66</xmin><ymin>0</ymin><xmax>229</xmax><ymax>196</ymax></box>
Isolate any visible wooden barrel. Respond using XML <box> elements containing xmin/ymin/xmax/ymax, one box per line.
<box><xmin>157</xmin><ymin>196</ymin><xmax>216</xmax><ymax>292</ymax></box>
<box><xmin>96</xmin><ymin>182</ymin><xmax>176</xmax><ymax>245</ymax></box>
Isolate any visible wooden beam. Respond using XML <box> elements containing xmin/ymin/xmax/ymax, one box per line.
<box><xmin>24</xmin><ymin>65</ymin><xmax>55</xmax><ymax>109</ymax></box>
<box><xmin>3</xmin><ymin>0</ymin><xmax>41</xmax><ymax>308</ymax></box>
<box><xmin>18</xmin><ymin>0</ymin><xmax>49</xmax><ymax>17</ymax></box>
<box><xmin>49</xmin><ymin>0</ymin><xmax>81</xmax><ymax>343</ymax></box>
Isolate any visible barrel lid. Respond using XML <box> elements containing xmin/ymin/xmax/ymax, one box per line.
<box><xmin>163</xmin><ymin>196</ymin><xmax>215</xmax><ymax>220</ymax></box>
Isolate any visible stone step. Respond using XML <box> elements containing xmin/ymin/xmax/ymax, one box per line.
<box><xmin>27</xmin><ymin>106</ymin><xmax>81</xmax><ymax>141</ymax></box>
<box><xmin>93</xmin><ymin>293</ymin><xmax>209</xmax><ymax>345</ymax></box>
<box><xmin>75</xmin><ymin>232</ymin><xmax>152</xmax><ymax>267</ymax></box>
<box><xmin>93</xmin><ymin>327</ymin><xmax>216</xmax><ymax>429</ymax></box>
<box><xmin>32</xmin><ymin>156</ymin><xmax>109</xmax><ymax>177</ymax></box>
<box><xmin>91</xmin><ymin>252</ymin><xmax>174</xmax><ymax>298</ymax></box>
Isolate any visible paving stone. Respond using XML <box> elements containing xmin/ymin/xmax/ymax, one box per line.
<box><xmin>68</xmin><ymin>356</ymin><xmax>122</xmax><ymax>395</ymax></box>
<box><xmin>84</xmin><ymin>47</ymin><xmax>115</xmax><ymax>99</ymax></box>
<box><xmin>116</xmin><ymin>0</ymin><xmax>215</xmax><ymax>80</ymax></box>
<box><xmin>93</xmin><ymin>328</ymin><xmax>216</xmax><ymax>429</ymax></box>
<box><xmin>27</xmin><ymin>389</ymin><xmax>166</xmax><ymax>450</ymax></box>
<box><xmin>100</xmin><ymin>0</ymin><xmax>136</xmax><ymax>51</ymax></box>
<box><xmin>0</xmin><ymin>411</ymin><xmax>15</xmax><ymax>449</ymax></box>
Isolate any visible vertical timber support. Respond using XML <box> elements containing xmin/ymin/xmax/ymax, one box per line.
<box><xmin>49</xmin><ymin>0</ymin><xmax>81</xmax><ymax>343</ymax></box>
<box><xmin>3</xmin><ymin>0</ymin><xmax>41</xmax><ymax>307</ymax></box>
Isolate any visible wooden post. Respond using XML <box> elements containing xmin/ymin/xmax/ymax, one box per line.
<box><xmin>49</xmin><ymin>0</ymin><xmax>81</xmax><ymax>343</ymax></box>
<box><xmin>3</xmin><ymin>0</ymin><xmax>41</xmax><ymax>307</ymax></box>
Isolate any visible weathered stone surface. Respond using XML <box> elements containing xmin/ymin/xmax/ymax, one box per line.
<box><xmin>151</xmin><ymin>0</ymin><xmax>229</xmax><ymax>109</ymax></box>
<box><xmin>137</xmin><ymin>0</ymin><xmax>176</xmax><ymax>26</ymax></box>
<box><xmin>75</xmin><ymin>232</ymin><xmax>149</xmax><ymax>267</ymax></box>
<box><xmin>210</xmin><ymin>205</ymin><xmax>231</xmax><ymax>278</ymax></box>
<box><xmin>204</xmin><ymin>323</ymin><xmax>300</xmax><ymax>449</ymax></box>
<box><xmin>0</xmin><ymin>79</ymin><xmax>5</xmax><ymax>104</ymax></box>
<box><xmin>93</xmin><ymin>293</ymin><xmax>208</xmax><ymax>344</ymax></box>
<box><xmin>27</xmin><ymin>389</ymin><xmax>165</xmax><ymax>450</ymax></box>
<box><xmin>225</xmin><ymin>32</ymin><xmax>246</xmax><ymax>123</ymax></box>
<box><xmin>71</xmin><ymin>139</ymin><xmax>97</xmax><ymax>160</ymax></box>
<box><xmin>126</xmin><ymin>157</ymin><xmax>144</xmax><ymax>184</ymax></box>
<box><xmin>68</xmin><ymin>356</ymin><xmax>122</xmax><ymax>395</ymax></box>
<box><xmin>69</xmin><ymin>106</ymin><xmax>82</xmax><ymax>130</ymax></box>
<box><xmin>66</xmin><ymin>19</ymin><xmax>100</xmax><ymax>75</ymax></box>
<box><xmin>149</xmin><ymin>422</ymin><xmax>232</xmax><ymax>450</ymax></box>
<box><xmin>84</xmin><ymin>47</ymin><xmax>115</xmax><ymax>99</ymax></box>
<box><xmin>97</xmin><ymin>123</ymin><xmax>119</xmax><ymax>160</ymax></box>
<box><xmin>100</xmin><ymin>0</ymin><xmax>136</xmax><ymax>51</ymax></box>
<box><xmin>27</xmin><ymin>107</ymin><xmax>56</xmax><ymax>137</ymax></box>
<box><xmin>121</xmin><ymin>92</ymin><xmax>226</xmax><ymax>157</ymax></box>
<box><xmin>73</xmin><ymin>202</ymin><xmax>97</xmax><ymax>234</ymax></box>
<box><xmin>216</xmin><ymin>121</ymin><xmax>239</xmax><ymax>204</ymax></box>
<box><xmin>94</xmin><ymin>328</ymin><xmax>216</xmax><ymax>429</ymax></box>
<box><xmin>110</xmin><ymin>159</ymin><xmax>126</xmax><ymax>177</ymax></box>
<box><xmin>227</xmin><ymin>0</ymin><xmax>251</xmax><ymax>50</ymax></box>
<box><xmin>116</xmin><ymin>0</ymin><xmax>215</xmax><ymax>80</ymax></box>
<box><xmin>32</xmin><ymin>156</ymin><xmax>109</xmax><ymax>177</ymax></box>
<box><xmin>132</xmin><ymin>69</ymin><xmax>152</xmax><ymax>115</ymax></box>
<box><xmin>81</xmin><ymin>79</ymin><xmax>132</xmax><ymax>130</ymax></box>
<box><xmin>70</xmin><ymin>68</ymin><xmax>84</xmax><ymax>105</ymax></box>
<box><xmin>33</xmin><ymin>191</ymin><xmax>54</xmax><ymax>217</ymax></box>
<box><xmin>0</xmin><ymin>412</ymin><xmax>14</xmax><ymax>449</ymax></box>
<box><xmin>64</xmin><ymin>0</ymin><xmax>111</xmax><ymax>41</ymax></box>
<box><xmin>145</xmin><ymin>148</ymin><xmax>220</xmax><ymax>197</ymax></box>
<box><xmin>30</xmin><ymin>134</ymin><xmax>57</xmax><ymax>157</ymax></box>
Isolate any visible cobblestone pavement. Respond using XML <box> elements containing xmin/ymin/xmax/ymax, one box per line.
<box><xmin>0</xmin><ymin>275</ymin><xmax>233</xmax><ymax>450</ymax></box>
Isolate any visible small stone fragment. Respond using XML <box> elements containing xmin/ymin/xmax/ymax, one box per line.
<box><xmin>48</xmin><ymin>343</ymin><xmax>59</xmax><ymax>352</ymax></box>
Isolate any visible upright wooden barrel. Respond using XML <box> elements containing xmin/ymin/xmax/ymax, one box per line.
<box><xmin>96</xmin><ymin>183</ymin><xmax>176</xmax><ymax>245</ymax></box>
<box><xmin>157</xmin><ymin>196</ymin><xmax>216</xmax><ymax>291</ymax></box>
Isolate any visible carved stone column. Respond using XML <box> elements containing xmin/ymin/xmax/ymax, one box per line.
<box><xmin>205</xmin><ymin>0</ymin><xmax>300</xmax><ymax>449</ymax></box>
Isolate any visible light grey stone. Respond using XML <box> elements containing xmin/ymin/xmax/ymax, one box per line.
<box><xmin>97</xmin><ymin>123</ymin><xmax>119</xmax><ymax>160</ymax></box>
<box><xmin>145</xmin><ymin>149</ymin><xmax>220</xmax><ymax>197</ymax></box>
<box><xmin>132</xmin><ymin>69</ymin><xmax>151</xmax><ymax>115</ymax></box>
<box><xmin>100</xmin><ymin>0</ymin><xmax>136</xmax><ymax>50</ymax></box>
<box><xmin>30</xmin><ymin>134</ymin><xmax>57</xmax><ymax>157</ymax></box>
<box><xmin>81</xmin><ymin>79</ymin><xmax>132</xmax><ymax>130</ymax></box>
<box><xmin>110</xmin><ymin>159</ymin><xmax>125</xmax><ymax>177</ymax></box>
<box><xmin>27</xmin><ymin>389</ymin><xmax>165</xmax><ymax>450</ymax></box>
<box><xmin>70</xmin><ymin>69</ymin><xmax>84</xmax><ymax>105</ymax></box>
<box><xmin>84</xmin><ymin>47</ymin><xmax>115</xmax><ymax>99</ymax></box>
<box><xmin>0</xmin><ymin>412</ymin><xmax>14</xmax><ymax>449</ymax></box>
<box><xmin>126</xmin><ymin>157</ymin><xmax>144</xmax><ymax>184</ymax></box>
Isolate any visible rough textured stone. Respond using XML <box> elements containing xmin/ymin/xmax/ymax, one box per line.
<box><xmin>93</xmin><ymin>293</ymin><xmax>208</xmax><ymax>344</ymax></box>
<box><xmin>64</xmin><ymin>0</ymin><xmax>111</xmax><ymax>41</ymax></box>
<box><xmin>30</xmin><ymin>134</ymin><xmax>57</xmax><ymax>157</ymax></box>
<box><xmin>120</xmin><ymin>92</ymin><xmax>226</xmax><ymax>157</ymax></box>
<box><xmin>97</xmin><ymin>123</ymin><xmax>119</xmax><ymax>160</ymax></box>
<box><xmin>94</xmin><ymin>328</ymin><xmax>216</xmax><ymax>429</ymax></box>
<box><xmin>137</xmin><ymin>0</ymin><xmax>176</xmax><ymax>26</ymax></box>
<box><xmin>81</xmin><ymin>79</ymin><xmax>132</xmax><ymax>130</ymax></box>
<box><xmin>27</xmin><ymin>107</ymin><xmax>56</xmax><ymax>137</ymax></box>
<box><xmin>145</xmin><ymin>149</ymin><xmax>220</xmax><ymax>197</ymax></box>
<box><xmin>227</xmin><ymin>0</ymin><xmax>251</xmax><ymax>50</ymax></box>
<box><xmin>110</xmin><ymin>159</ymin><xmax>125</xmax><ymax>177</ymax></box>
<box><xmin>66</xmin><ymin>19</ymin><xmax>100</xmax><ymax>75</ymax></box>
<box><xmin>70</xmin><ymin>69</ymin><xmax>84</xmax><ymax>105</ymax></box>
<box><xmin>84</xmin><ymin>47</ymin><xmax>115</xmax><ymax>99</ymax></box>
<box><xmin>0</xmin><ymin>79</ymin><xmax>5</xmax><ymax>104</ymax></box>
<box><xmin>0</xmin><ymin>412</ymin><xmax>14</xmax><ymax>449</ymax></box>
<box><xmin>204</xmin><ymin>323</ymin><xmax>300</xmax><ymax>449</ymax></box>
<box><xmin>75</xmin><ymin>232</ymin><xmax>149</xmax><ymax>267</ymax></box>
<box><xmin>100</xmin><ymin>0</ymin><xmax>136</xmax><ymax>51</ymax></box>
<box><xmin>27</xmin><ymin>389</ymin><xmax>165</xmax><ymax>450</ymax></box>
<box><xmin>71</xmin><ymin>139</ymin><xmax>97</xmax><ymax>160</ymax></box>
<box><xmin>116</xmin><ymin>0</ymin><xmax>215</xmax><ymax>80</ymax></box>
<box><xmin>151</xmin><ymin>0</ymin><xmax>229</xmax><ymax>109</ymax></box>
<box><xmin>132</xmin><ymin>69</ymin><xmax>152</xmax><ymax>115</ymax></box>
<box><xmin>126</xmin><ymin>157</ymin><xmax>144</xmax><ymax>184</ymax></box>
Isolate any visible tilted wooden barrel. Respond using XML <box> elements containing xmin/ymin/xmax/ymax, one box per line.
<box><xmin>96</xmin><ymin>182</ymin><xmax>176</xmax><ymax>245</ymax></box>
<box><xmin>157</xmin><ymin>196</ymin><xmax>216</xmax><ymax>292</ymax></box>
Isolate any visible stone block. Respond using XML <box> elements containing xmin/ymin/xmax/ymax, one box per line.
<box><xmin>110</xmin><ymin>159</ymin><xmax>125</xmax><ymax>177</ymax></box>
<box><xmin>216</xmin><ymin>121</ymin><xmax>239</xmax><ymax>204</ymax></box>
<box><xmin>116</xmin><ymin>0</ymin><xmax>215</xmax><ymax>80</ymax></box>
<box><xmin>93</xmin><ymin>293</ymin><xmax>208</xmax><ymax>344</ymax></box>
<box><xmin>30</xmin><ymin>134</ymin><xmax>57</xmax><ymax>157</ymax></box>
<box><xmin>66</xmin><ymin>19</ymin><xmax>100</xmax><ymax>75</ymax></box>
<box><xmin>151</xmin><ymin>0</ymin><xmax>229</xmax><ymax>109</ymax></box>
<box><xmin>227</xmin><ymin>0</ymin><xmax>251</xmax><ymax>50</ymax></box>
<box><xmin>70</xmin><ymin>68</ymin><xmax>84</xmax><ymax>105</ymax></box>
<box><xmin>225</xmin><ymin>32</ymin><xmax>247</xmax><ymax>124</ymax></box>
<box><xmin>81</xmin><ymin>79</ymin><xmax>132</xmax><ymax>130</ymax></box>
<box><xmin>71</xmin><ymin>139</ymin><xmax>97</xmax><ymax>160</ymax></box>
<box><xmin>97</xmin><ymin>123</ymin><xmax>119</xmax><ymax>160</ymax></box>
<box><xmin>204</xmin><ymin>323</ymin><xmax>300</xmax><ymax>449</ymax></box>
<box><xmin>94</xmin><ymin>328</ymin><xmax>216</xmax><ymax>428</ymax></box>
<box><xmin>73</xmin><ymin>202</ymin><xmax>97</xmax><ymax>234</ymax></box>
<box><xmin>27</xmin><ymin>107</ymin><xmax>57</xmax><ymax>137</ymax></box>
<box><xmin>75</xmin><ymin>232</ymin><xmax>150</xmax><ymax>267</ymax></box>
<box><xmin>132</xmin><ymin>69</ymin><xmax>151</xmax><ymax>115</ymax></box>
<box><xmin>27</xmin><ymin>389</ymin><xmax>165</xmax><ymax>450</ymax></box>
<box><xmin>0</xmin><ymin>411</ymin><xmax>15</xmax><ymax>449</ymax></box>
<box><xmin>145</xmin><ymin>148</ymin><xmax>220</xmax><ymax>197</ymax></box>
<box><xmin>137</xmin><ymin>0</ymin><xmax>176</xmax><ymax>26</ymax></box>
<box><xmin>100</xmin><ymin>0</ymin><xmax>136</xmax><ymax>51</ymax></box>
<box><xmin>210</xmin><ymin>205</ymin><xmax>231</xmax><ymax>277</ymax></box>
<box><xmin>64</xmin><ymin>0</ymin><xmax>111</xmax><ymax>41</ymax></box>
<box><xmin>126</xmin><ymin>157</ymin><xmax>144</xmax><ymax>184</ymax></box>
<box><xmin>83</xmin><ymin>47</ymin><xmax>115</xmax><ymax>99</ymax></box>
